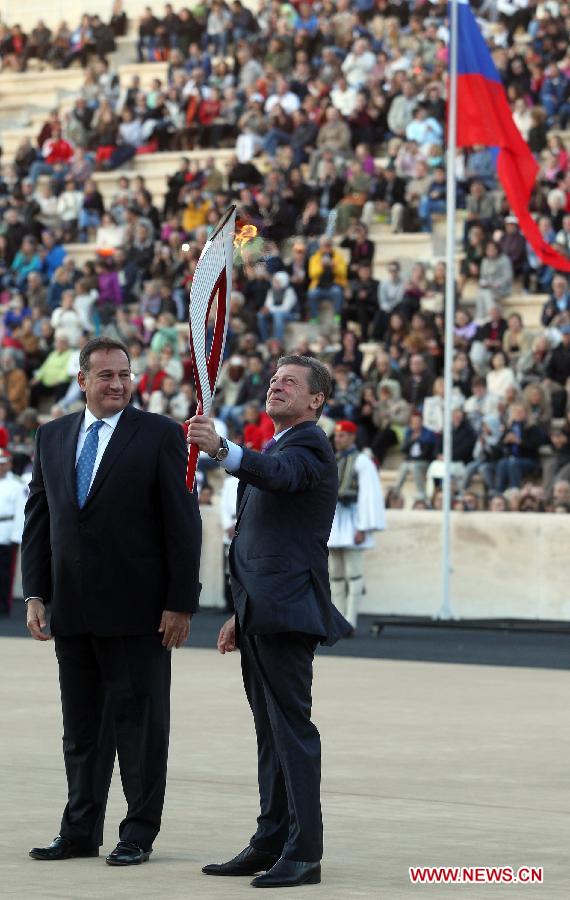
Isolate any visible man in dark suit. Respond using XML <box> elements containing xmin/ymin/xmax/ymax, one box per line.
<box><xmin>187</xmin><ymin>355</ymin><xmax>350</xmax><ymax>889</ymax></box>
<box><xmin>22</xmin><ymin>337</ymin><xmax>201</xmax><ymax>867</ymax></box>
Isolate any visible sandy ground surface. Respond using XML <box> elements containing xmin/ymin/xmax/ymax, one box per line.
<box><xmin>1</xmin><ymin>637</ymin><xmax>568</xmax><ymax>899</ymax></box>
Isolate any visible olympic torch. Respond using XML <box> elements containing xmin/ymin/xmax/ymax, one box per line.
<box><xmin>186</xmin><ymin>205</ymin><xmax>236</xmax><ymax>489</ymax></box>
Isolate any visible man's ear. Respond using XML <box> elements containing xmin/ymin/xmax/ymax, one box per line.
<box><xmin>311</xmin><ymin>392</ymin><xmax>325</xmax><ymax>410</ymax></box>
<box><xmin>77</xmin><ymin>370</ymin><xmax>87</xmax><ymax>393</ymax></box>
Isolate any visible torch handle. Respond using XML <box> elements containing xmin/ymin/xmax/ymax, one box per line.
<box><xmin>186</xmin><ymin>401</ymin><xmax>203</xmax><ymax>490</ymax></box>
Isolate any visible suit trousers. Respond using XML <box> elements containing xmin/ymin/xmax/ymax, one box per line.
<box><xmin>240</xmin><ymin>631</ymin><xmax>322</xmax><ymax>862</ymax></box>
<box><xmin>54</xmin><ymin>633</ymin><xmax>171</xmax><ymax>851</ymax></box>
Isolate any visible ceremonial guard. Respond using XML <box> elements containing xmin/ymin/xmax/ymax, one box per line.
<box><xmin>0</xmin><ymin>450</ymin><xmax>26</xmax><ymax>614</ymax></box>
<box><xmin>328</xmin><ymin>420</ymin><xmax>386</xmax><ymax>631</ymax></box>
<box><xmin>219</xmin><ymin>474</ymin><xmax>238</xmax><ymax>612</ymax></box>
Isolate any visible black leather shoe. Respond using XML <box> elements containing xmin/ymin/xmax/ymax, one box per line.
<box><xmin>29</xmin><ymin>836</ymin><xmax>99</xmax><ymax>861</ymax></box>
<box><xmin>251</xmin><ymin>858</ymin><xmax>321</xmax><ymax>888</ymax></box>
<box><xmin>202</xmin><ymin>845</ymin><xmax>280</xmax><ymax>876</ymax></box>
<box><xmin>105</xmin><ymin>841</ymin><xmax>151</xmax><ymax>866</ymax></box>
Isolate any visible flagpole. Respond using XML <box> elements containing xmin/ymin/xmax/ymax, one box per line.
<box><xmin>437</xmin><ymin>0</ymin><xmax>458</xmax><ymax>620</ymax></box>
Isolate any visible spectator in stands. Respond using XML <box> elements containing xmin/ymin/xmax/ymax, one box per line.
<box><xmin>340</xmin><ymin>221</ymin><xmax>374</xmax><ymax>279</ymax></box>
<box><xmin>545</xmin><ymin>323</ymin><xmax>570</xmax><ymax>416</ymax></box>
<box><xmin>231</xmin><ymin>352</ymin><xmax>270</xmax><ymax>425</ymax></box>
<box><xmin>523</xmin><ymin>383</ymin><xmax>551</xmax><ymax>443</ymax></box>
<box><xmin>309</xmin><ymin>106</ymin><xmax>352</xmax><ymax>179</ymax></box>
<box><xmin>242</xmin><ymin>401</ymin><xmax>274</xmax><ymax>451</ymax></box>
<box><xmin>464</xmin><ymin>145</ymin><xmax>497</xmax><ymax>190</ymax></box>
<box><xmin>543</xmin><ymin>417</ymin><xmax>570</xmax><ymax>490</ymax></box>
<box><xmin>475</xmin><ymin>241</ymin><xmax>514</xmax><ymax>319</ymax></box>
<box><xmin>307</xmin><ymin>236</ymin><xmax>348</xmax><ymax>324</ymax></box>
<box><xmin>0</xmin><ymin>349</ymin><xmax>30</xmax><ymax>415</ymax></box>
<box><xmin>418</xmin><ymin>167</ymin><xmax>447</xmax><ymax>233</ymax></box>
<box><xmin>367</xmin><ymin>381</ymin><xmax>410</xmax><ymax>465</ymax></box>
<box><xmin>463</xmin><ymin>413</ymin><xmax>503</xmax><ymax>492</ymax></box>
<box><xmin>395</xmin><ymin>410</ymin><xmax>436</xmax><ymax>501</ymax></box>
<box><xmin>500</xmin><ymin>217</ymin><xmax>528</xmax><ymax>278</ymax></box>
<box><xmin>25</xmin><ymin>271</ymin><xmax>48</xmax><ymax>313</ymax></box>
<box><xmin>487</xmin><ymin>350</ymin><xmax>519</xmax><ymax>401</ymax></box>
<box><xmin>494</xmin><ymin>403</ymin><xmax>543</xmax><ymax>491</ymax></box>
<box><xmin>22</xmin><ymin>20</ymin><xmax>52</xmax><ymax>69</ymax></box>
<box><xmin>366</xmin><ymin>165</ymin><xmax>407</xmax><ymax>233</ymax></box>
<box><xmin>28</xmin><ymin>331</ymin><xmax>72</xmax><ymax>407</ymax></box>
<box><xmin>465</xmin><ymin>180</ymin><xmax>495</xmax><ymax>236</ymax></box>
<box><xmin>315</xmin><ymin>157</ymin><xmax>345</xmax><ymax>219</ymax></box>
<box><xmin>426</xmin><ymin>407</ymin><xmax>477</xmax><ymax>498</ymax></box>
<box><xmin>50</xmin><ymin>290</ymin><xmax>82</xmax><ymax>347</ymax></box>
<box><xmin>29</xmin><ymin>124</ymin><xmax>74</xmax><ymax>185</ymax></box>
<box><xmin>401</xmin><ymin>353</ymin><xmax>434</xmax><ymax>408</ymax></box>
<box><xmin>387</xmin><ymin>80</ymin><xmax>417</xmax><ymax>138</ymax></box>
<box><xmin>555</xmin><ymin>215</ymin><xmax>570</xmax><ymax>256</ymax></box>
<box><xmin>541</xmin><ymin>274</ymin><xmax>570</xmax><ymax>327</ymax></box>
<box><xmin>540</xmin><ymin>63</ymin><xmax>570</xmax><ymax>127</ymax></box>
<box><xmin>333</xmin><ymin>331</ymin><xmax>363</xmax><ymax>378</ymax></box>
<box><xmin>147</xmin><ymin>373</ymin><xmax>188</xmax><ymax>419</ymax></box>
<box><xmin>502</xmin><ymin>312</ymin><xmax>533</xmax><ymax>368</ymax></box>
<box><xmin>9</xmin><ymin>236</ymin><xmax>41</xmax><ymax>291</ymax></box>
<box><xmin>325</xmin><ymin>363</ymin><xmax>362</xmax><ymax>421</ymax></box>
<box><xmin>256</xmin><ymin>272</ymin><xmax>298</xmax><ymax>343</ymax></box>
<box><xmin>374</xmin><ymin>261</ymin><xmax>405</xmax><ymax>339</ymax></box>
<box><xmin>525</xmin><ymin>216</ymin><xmax>557</xmax><ymax>292</ymax></box>
<box><xmin>406</xmin><ymin>104</ymin><xmax>443</xmax><ymax>154</ymax></box>
<box><xmin>78</xmin><ymin>178</ymin><xmax>105</xmax><ymax>241</ymax></box>
<box><xmin>343</xmin><ymin>261</ymin><xmax>378</xmax><ymax>341</ymax></box>
<box><xmin>216</xmin><ymin>355</ymin><xmax>246</xmax><ymax>423</ymax></box>
<box><xmin>518</xmin><ymin>335</ymin><xmax>552</xmax><ymax>388</ymax></box>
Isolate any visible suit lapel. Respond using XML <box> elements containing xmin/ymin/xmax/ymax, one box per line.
<box><xmin>62</xmin><ymin>412</ymin><xmax>85</xmax><ymax>507</ymax></box>
<box><xmin>235</xmin><ymin>423</ymin><xmax>318</xmax><ymax>524</ymax></box>
<box><xmin>83</xmin><ymin>406</ymin><xmax>141</xmax><ymax>507</ymax></box>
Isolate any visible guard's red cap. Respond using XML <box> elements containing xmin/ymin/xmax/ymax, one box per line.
<box><xmin>335</xmin><ymin>420</ymin><xmax>357</xmax><ymax>434</ymax></box>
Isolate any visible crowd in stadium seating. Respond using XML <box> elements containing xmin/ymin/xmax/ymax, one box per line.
<box><xmin>1</xmin><ymin>0</ymin><xmax>570</xmax><ymax>511</ymax></box>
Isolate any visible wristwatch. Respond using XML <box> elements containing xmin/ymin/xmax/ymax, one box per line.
<box><xmin>210</xmin><ymin>437</ymin><xmax>229</xmax><ymax>462</ymax></box>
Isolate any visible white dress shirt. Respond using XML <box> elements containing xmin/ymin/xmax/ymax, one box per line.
<box><xmin>75</xmin><ymin>407</ymin><xmax>125</xmax><ymax>493</ymax></box>
<box><xmin>224</xmin><ymin>426</ymin><xmax>291</xmax><ymax>473</ymax></box>
<box><xmin>26</xmin><ymin>406</ymin><xmax>125</xmax><ymax>604</ymax></box>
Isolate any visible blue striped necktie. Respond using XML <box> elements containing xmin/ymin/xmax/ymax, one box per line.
<box><xmin>76</xmin><ymin>420</ymin><xmax>104</xmax><ymax>508</ymax></box>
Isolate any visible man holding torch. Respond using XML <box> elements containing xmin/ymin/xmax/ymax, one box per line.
<box><xmin>187</xmin><ymin>354</ymin><xmax>351</xmax><ymax>889</ymax></box>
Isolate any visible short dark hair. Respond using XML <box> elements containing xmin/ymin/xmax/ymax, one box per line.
<box><xmin>79</xmin><ymin>338</ymin><xmax>131</xmax><ymax>374</ymax></box>
<box><xmin>277</xmin><ymin>354</ymin><xmax>332</xmax><ymax>418</ymax></box>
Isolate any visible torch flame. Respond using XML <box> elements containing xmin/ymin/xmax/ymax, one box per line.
<box><xmin>233</xmin><ymin>224</ymin><xmax>258</xmax><ymax>248</ymax></box>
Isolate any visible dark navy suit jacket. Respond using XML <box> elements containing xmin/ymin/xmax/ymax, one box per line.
<box><xmin>229</xmin><ymin>420</ymin><xmax>351</xmax><ymax>646</ymax></box>
<box><xmin>21</xmin><ymin>404</ymin><xmax>202</xmax><ymax>637</ymax></box>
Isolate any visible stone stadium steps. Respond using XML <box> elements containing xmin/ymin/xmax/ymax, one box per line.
<box><xmin>366</xmin><ymin>229</ymin><xmax>435</xmax><ymax>263</ymax></box>
<box><xmin>93</xmin><ymin>170</ymin><xmax>168</xmax><ymax>207</ymax></box>
<box><xmin>117</xmin><ymin>61</ymin><xmax>169</xmax><ymax>88</ymax></box>
<box><xmin>0</xmin><ymin>62</ymin><xmax>169</xmax><ymax>163</ymax></box>
<box><xmin>459</xmin><ymin>277</ymin><xmax>547</xmax><ymax>328</ymax></box>
<box><xmin>0</xmin><ymin>0</ymin><xmax>155</xmax><ymax>30</ymax></box>
<box><xmin>0</xmin><ymin>68</ymin><xmax>86</xmax><ymax>94</ymax></box>
<box><xmin>89</xmin><ymin>146</ymin><xmax>235</xmax><ymax>208</ymax></box>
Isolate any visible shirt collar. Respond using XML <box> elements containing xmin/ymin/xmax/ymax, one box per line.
<box><xmin>273</xmin><ymin>427</ymin><xmax>292</xmax><ymax>442</ymax></box>
<box><xmin>83</xmin><ymin>406</ymin><xmax>125</xmax><ymax>432</ymax></box>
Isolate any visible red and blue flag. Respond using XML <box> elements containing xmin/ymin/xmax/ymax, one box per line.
<box><xmin>455</xmin><ymin>0</ymin><xmax>570</xmax><ymax>272</ymax></box>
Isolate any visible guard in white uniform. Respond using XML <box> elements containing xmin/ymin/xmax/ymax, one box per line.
<box><xmin>328</xmin><ymin>421</ymin><xmax>386</xmax><ymax>631</ymax></box>
<box><xmin>220</xmin><ymin>474</ymin><xmax>239</xmax><ymax>612</ymax></box>
<box><xmin>0</xmin><ymin>450</ymin><xmax>26</xmax><ymax>614</ymax></box>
